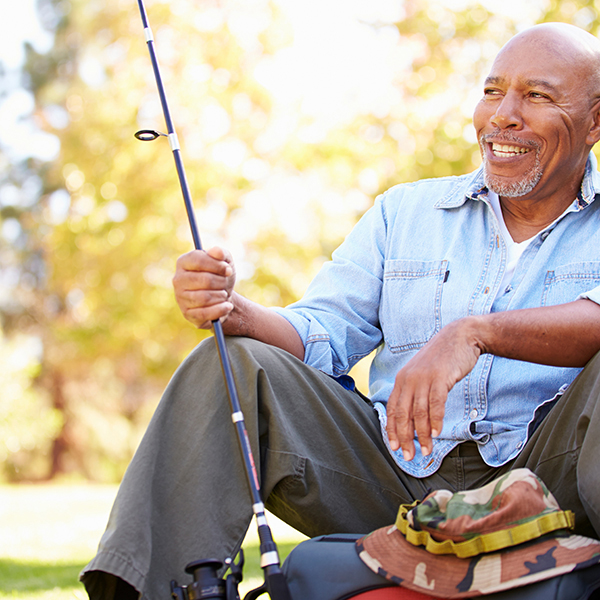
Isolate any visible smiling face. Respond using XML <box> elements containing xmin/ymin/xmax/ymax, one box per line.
<box><xmin>473</xmin><ymin>24</ymin><xmax>600</xmax><ymax>205</ymax></box>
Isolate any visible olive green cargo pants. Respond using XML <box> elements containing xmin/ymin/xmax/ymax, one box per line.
<box><xmin>81</xmin><ymin>337</ymin><xmax>600</xmax><ymax>600</ymax></box>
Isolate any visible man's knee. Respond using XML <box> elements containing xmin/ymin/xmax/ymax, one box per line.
<box><xmin>182</xmin><ymin>335</ymin><xmax>274</xmax><ymax>374</ymax></box>
<box><xmin>572</xmin><ymin>349</ymin><xmax>600</xmax><ymax>397</ymax></box>
<box><xmin>547</xmin><ymin>347</ymin><xmax>600</xmax><ymax>424</ymax></box>
<box><xmin>224</xmin><ymin>335</ymin><xmax>293</xmax><ymax>363</ymax></box>
<box><xmin>582</xmin><ymin>347</ymin><xmax>600</xmax><ymax>374</ymax></box>
<box><xmin>182</xmin><ymin>335</ymin><xmax>299</xmax><ymax>408</ymax></box>
<box><xmin>209</xmin><ymin>336</ymin><xmax>304</xmax><ymax>387</ymax></box>
<box><xmin>189</xmin><ymin>335</ymin><xmax>284</xmax><ymax>364</ymax></box>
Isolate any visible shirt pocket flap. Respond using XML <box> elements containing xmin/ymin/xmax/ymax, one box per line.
<box><xmin>381</xmin><ymin>258</ymin><xmax>449</xmax><ymax>354</ymax></box>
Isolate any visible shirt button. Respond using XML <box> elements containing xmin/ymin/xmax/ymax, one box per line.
<box><xmin>483</xmin><ymin>287</ymin><xmax>490</xmax><ymax>294</ymax></box>
<box><xmin>469</xmin><ymin>409</ymin><xmax>478</xmax><ymax>419</ymax></box>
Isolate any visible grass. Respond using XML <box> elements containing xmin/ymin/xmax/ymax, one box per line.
<box><xmin>0</xmin><ymin>483</ymin><xmax>306</xmax><ymax>600</ymax></box>
<box><xmin>0</xmin><ymin>560</ymin><xmax>87</xmax><ymax>600</ymax></box>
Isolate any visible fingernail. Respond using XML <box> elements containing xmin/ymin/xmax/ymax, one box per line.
<box><xmin>432</xmin><ymin>429</ymin><xmax>440</xmax><ymax>438</ymax></box>
<box><xmin>422</xmin><ymin>446</ymin><xmax>431</xmax><ymax>457</ymax></box>
<box><xmin>402</xmin><ymin>449</ymin><xmax>412</xmax><ymax>461</ymax></box>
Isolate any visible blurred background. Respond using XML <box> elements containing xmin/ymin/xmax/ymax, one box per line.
<box><xmin>3</xmin><ymin>0</ymin><xmax>600</xmax><ymax>597</ymax></box>
<box><xmin>2</xmin><ymin>0</ymin><xmax>600</xmax><ymax>495</ymax></box>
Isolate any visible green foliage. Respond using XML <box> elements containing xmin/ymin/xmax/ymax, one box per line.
<box><xmin>3</xmin><ymin>0</ymin><xmax>600</xmax><ymax>480</ymax></box>
<box><xmin>0</xmin><ymin>334</ymin><xmax>61</xmax><ymax>480</ymax></box>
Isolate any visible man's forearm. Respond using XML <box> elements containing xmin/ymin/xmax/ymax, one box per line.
<box><xmin>386</xmin><ymin>298</ymin><xmax>600</xmax><ymax>458</ymax></box>
<box><xmin>221</xmin><ymin>291</ymin><xmax>305</xmax><ymax>361</ymax></box>
<box><xmin>469</xmin><ymin>298</ymin><xmax>600</xmax><ymax>368</ymax></box>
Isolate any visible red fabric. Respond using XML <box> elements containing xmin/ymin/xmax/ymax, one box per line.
<box><xmin>352</xmin><ymin>587</ymin><xmax>438</xmax><ymax>599</ymax></box>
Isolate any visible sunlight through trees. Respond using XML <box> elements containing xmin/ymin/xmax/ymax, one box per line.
<box><xmin>1</xmin><ymin>0</ymin><xmax>599</xmax><ymax>481</ymax></box>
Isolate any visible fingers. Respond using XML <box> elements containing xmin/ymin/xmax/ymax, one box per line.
<box><xmin>428</xmin><ymin>379</ymin><xmax>447</xmax><ymax>441</ymax></box>
<box><xmin>387</xmin><ymin>379</ymin><xmax>441</xmax><ymax>461</ymax></box>
<box><xmin>386</xmin><ymin>367</ymin><xmax>447</xmax><ymax>462</ymax></box>
<box><xmin>173</xmin><ymin>247</ymin><xmax>236</xmax><ymax>328</ymax></box>
<box><xmin>385</xmin><ymin>318</ymin><xmax>484</xmax><ymax>462</ymax></box>
<box><xmin>176</xmin><ymin>246</ymin><xmax>233</xmax><ymax>278</ymax></box>
<box><xmin>386</xmin><ymin>384</ymin><xmax>416</xmax><ymax>460</ymax></box>
<box><xmin>177</xmin><ymin>289</ymin><xmax>234</xmax><ymax>329</ymax></box>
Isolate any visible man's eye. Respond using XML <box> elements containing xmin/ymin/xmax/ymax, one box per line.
<box><xmin>484</xmin><ymin>88</ymin><xmax>501</xmax><ymax>96</ymax></box>
<box><xmin>530</xmin><ymin>91</ymin><xmax>550</xmax><ymax>100</ymax></box>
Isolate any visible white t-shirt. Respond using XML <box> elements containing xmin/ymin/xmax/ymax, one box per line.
<box><xmin>487</xmin><ymin>191</ymin><xmax>536</xmax><ymax>295</ymax></box>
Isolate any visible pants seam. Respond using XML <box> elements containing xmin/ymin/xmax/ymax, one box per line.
<box><xmin>535</xmin><ymin>446</ymin><xmax>580</xmax><ymax>468</ymax></box>
<box><xmin>307</xmin><ymin>459</ymin><xmax>409</xmax><ymax>500</ymax></box>
<box><xmin>265</xmin><ymin>448</ymin><xmax>405</xmax><ymax>499</ymax></box>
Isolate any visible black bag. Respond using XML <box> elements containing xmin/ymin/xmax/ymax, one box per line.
<box><xmin>281</xmin><ymin>534</ymin><xmax>600</xmax><ymax>600</ymax></box>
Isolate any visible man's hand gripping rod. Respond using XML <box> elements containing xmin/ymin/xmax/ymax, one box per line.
<box><xmin>133</xmin><ymin>2</ymin><xmax>292</xmax><ymax>598</ymax></box>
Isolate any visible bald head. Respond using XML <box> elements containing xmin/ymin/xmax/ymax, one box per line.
<box><xmin>510</xmin><ymin>22</ymin><xmax>600</xmax><ymax>51</ymax></box>
<box><xmin>499</xmin><ymin>23</ymin><xmax>600</xmax><ymax>101</ymax></box>
<box><xmin>474</xmin><ymin>22</ymin><xmax>600</xmax><ymax>206</ymax></box>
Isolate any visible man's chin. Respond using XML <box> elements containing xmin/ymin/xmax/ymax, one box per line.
<box><xmin>483</xmin><ymin>166</ymin><xmax>542</xmax><ymax>198</ymax></box>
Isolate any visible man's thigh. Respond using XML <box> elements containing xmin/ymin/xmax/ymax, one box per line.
<box><xmin>249</xmin><ymin>338</ymin><xmax>501</xmax><ymax>535</ymax></box>
<box><xmin>233</xmin><ymin>337</ymin><xmax>415</xmax><ymax>536</ymax></box>
<box><xmin>508</xmin><ymin>350</ymin><xmax>600</xmax><ymax>538</ymax></box>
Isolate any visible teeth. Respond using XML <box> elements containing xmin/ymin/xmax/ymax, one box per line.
<box><xmin>492</xmin><ymin>143</ymin><xmax>530</xmax><ymax>157</ymax></box>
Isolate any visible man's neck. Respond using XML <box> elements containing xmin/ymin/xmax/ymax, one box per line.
<box><xmin>499</xmin><ymin>195</ymin><xmax>576</xmax><ymax>243</ymax></box>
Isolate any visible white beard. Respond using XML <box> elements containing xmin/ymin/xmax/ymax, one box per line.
<box><xmin>479</xmin><ymin>135</ymin><xmax>543</xmax><ymax>198</ymax></box>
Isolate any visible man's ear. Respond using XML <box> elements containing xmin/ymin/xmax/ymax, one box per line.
<box><xmin>586</xmin><ymin>99</ymin><xmax>600</xmax><ymax>146</ymax></box>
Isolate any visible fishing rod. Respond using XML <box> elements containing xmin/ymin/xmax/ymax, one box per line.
<box><xmin>133</xmin><ymin>1</ymin><xmax>292</xmax><ymax>599</ymax></box>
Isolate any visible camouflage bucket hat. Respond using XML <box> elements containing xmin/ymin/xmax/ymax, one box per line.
<box><xmin>356</xmin><ymin>468</ymin><xmax>600</xmax><ymax>598</ymax></box>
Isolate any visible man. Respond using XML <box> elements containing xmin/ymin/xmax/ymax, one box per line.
<box><xmin>82</xmin><ymin>22</ymin><xmax>600</xmax><ymax>600</ymax></box>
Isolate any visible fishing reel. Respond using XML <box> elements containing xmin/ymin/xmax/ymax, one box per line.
<box><xmin>170</xmin><ymin>550</ymin><xmax>280</xmax><ymax>600</ymax></box>
<box><xmin>170</xmin><ymin>553</ymin><xmax>244</xmax><ymax>600</ymax></box>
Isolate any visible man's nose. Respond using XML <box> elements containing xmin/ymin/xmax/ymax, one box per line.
<box><xmin>490</xmin><ymin>94</ymin><xmax>523</xmax><ymax>129</ymax></box>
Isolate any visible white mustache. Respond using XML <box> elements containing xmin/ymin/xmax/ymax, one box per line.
<box><xmin>480</xmin><ymin>131</ymin><xmax>540</xmax><ymax>151</ymax></box>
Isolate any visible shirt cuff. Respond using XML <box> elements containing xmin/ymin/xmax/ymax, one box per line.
<box><xmin>577</xmin><ymin>283</ymin><xmax>600</xmax><ymax>305</ymax></box>
<box><xmin>270</xmin><ymin>306</ymin><xmax>335</xmax><ymax>375</ymax></box>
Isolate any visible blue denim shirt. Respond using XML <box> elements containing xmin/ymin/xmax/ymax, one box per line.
<box><xmin>273</xmin><ymin>153</ymin><xmax>600</xmax><ymax>478</ymax></box>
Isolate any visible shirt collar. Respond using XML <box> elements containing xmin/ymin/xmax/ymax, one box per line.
<box><xmin>578</xmin><ymin>151</ymin><xmax>600</xmax><ymax>208</ymax></box>
<box><xmin>434</xmin><ymin>151</ymin><xmax>600</xmax><ymax>211</ymax></box>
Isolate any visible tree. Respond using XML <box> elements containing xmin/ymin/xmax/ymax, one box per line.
<box><xmin>2</xmin><ymin>0</ymin><xmax>600</xmax><ymax>480</ymax></box>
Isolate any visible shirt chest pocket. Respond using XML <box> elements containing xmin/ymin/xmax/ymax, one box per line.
<box><xmin>380</xmin><ymin>258</ymin><xmax>448</xmax><ymax>354</ymax></box>
<box><xmin>542</xmin><ymin>261</ymin><xmax>600</xmax><ymax>307</ymax></box>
